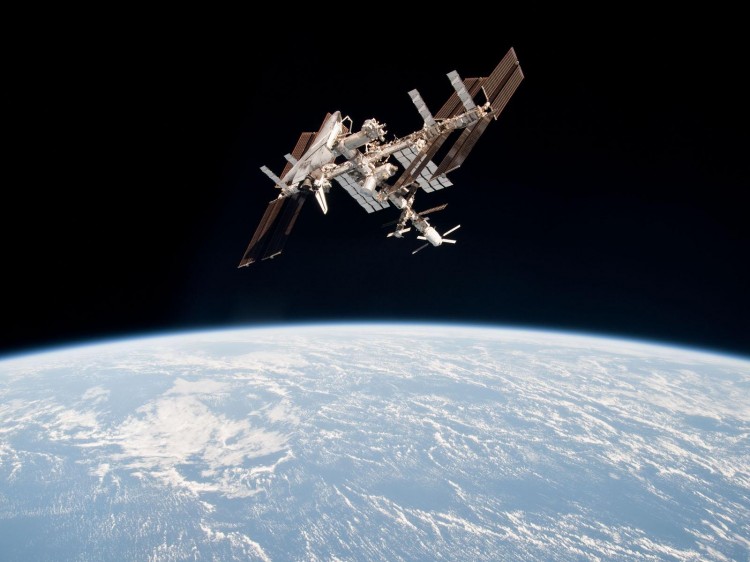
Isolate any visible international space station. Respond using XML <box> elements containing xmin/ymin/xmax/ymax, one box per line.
<box><xmin>238</xmin><ymin>48</ymin><xmax>524</xmax><ymax>267</ymax></box>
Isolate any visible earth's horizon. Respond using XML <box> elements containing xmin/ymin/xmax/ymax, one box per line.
<box><xmin>3</xmin><ymin>323</ymin><xmax>749</xmax><ymax>365</ymax></box>
<box><xmin>1</xmin><ymin>323</ymin><xmax>748</xmax><ymax>560</ymax></box>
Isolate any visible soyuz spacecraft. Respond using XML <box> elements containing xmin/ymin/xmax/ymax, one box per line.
<box><xmin>238</xmin><ymin>48</ymin><xmax>524</xmax><ymax>267</ymax></box>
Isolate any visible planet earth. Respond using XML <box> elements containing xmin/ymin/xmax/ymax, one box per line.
<box><xmin>0</xmin><ymin>324</ymin><xmax>748</xmax><ymax>561</ymax></box>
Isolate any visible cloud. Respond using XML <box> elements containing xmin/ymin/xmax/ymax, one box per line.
<box><xmin>81</xmin><ymin>386</ymin><xmax>110</xmax><ymax>404</ymax></box>
<box><xmin>265</xmin><ymin>400</ymin><xmax>301</xmax><ymax>425</ymax></box>
<box><xmin>166</xmin><ymin>378</ymin><xmax>230</xmax><ymax>396</ymax></box>
<box><xmin>108</xmin><ymin>392</ymin><xmax>289</xmax><ymax>497</ymax></box>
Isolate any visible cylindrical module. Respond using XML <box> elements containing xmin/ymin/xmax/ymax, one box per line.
<box><xmin>374</xmin><ymin>163</ymin><xmax>397</xmax><ymax>181</ymax></box>
<box><xmin>362</xmin><ymin>175</ymin><xmax>377</xmax><ymax>192</ymax></box>
<box><xmin>339</xmin><ymin>119</ymin><xmax>385</xmax><ymax>151</ymax></box>
<box><xmin>388</xmin><ymin>193</ymin><xmax>407</xmax><ymax>209</ymax></box>
<box><xmin>339</xmin><ymin>131</ymin><xmax>372</xmax><ymax>152</ymax></box>
<box><xmin>362</xmin><ymin>163</ymin><xmax>397</xmax><ymax>193</ymax></box>
<box><xmin>422</xmin><ymin>226</ymin><xmax>443</xmax><ymax>246</ymax></box>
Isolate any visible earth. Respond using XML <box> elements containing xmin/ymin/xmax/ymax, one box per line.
<box><xmin>0</xmin><ymin>324</ymin><xmax>748</xmax><ymax>561</ymax></box>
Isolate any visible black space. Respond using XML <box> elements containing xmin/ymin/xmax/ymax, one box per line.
<box><xmin>3</xmin><ymin>14</ymin><xmax>749</xmax><ymax>358</ymax></box>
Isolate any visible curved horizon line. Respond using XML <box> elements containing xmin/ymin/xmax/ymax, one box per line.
<box><xmin>1</xmin><ymin>321</ymin><xmax>749</xmax><ymax>364</ymax></box>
